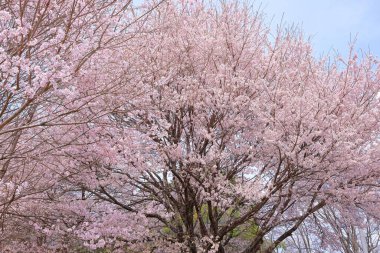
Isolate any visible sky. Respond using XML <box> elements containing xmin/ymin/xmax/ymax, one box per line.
<box><xmin>260</xmin><ymin>0</ymin><xmax>380</xmax><ymax>59</ymax></box>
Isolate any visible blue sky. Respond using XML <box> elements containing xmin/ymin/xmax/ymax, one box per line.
<box><xmin>261</xmin><ymin>0</ymin><xmax>380</xmax><ymax>58</ymax></box>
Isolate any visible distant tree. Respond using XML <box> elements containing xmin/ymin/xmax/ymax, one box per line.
<box><xmin>286</xmin><ymin>207</ymin><xmax>380</xmax><ymax>253</ymax></box>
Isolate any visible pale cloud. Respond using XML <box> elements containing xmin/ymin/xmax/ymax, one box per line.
<box><xmin>261</xmin><ymin>0</ymin><xmax>380</xmax><ymax>58</ymax></box>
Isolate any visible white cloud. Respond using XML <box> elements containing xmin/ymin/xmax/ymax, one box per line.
<box><xmin>261</xmin><ymin>0</ymin><xmax>380</xmax><ymax>58</ymax></box>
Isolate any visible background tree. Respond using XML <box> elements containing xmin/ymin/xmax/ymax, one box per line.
<box><xmin>285</xmin><ymin>207</ymin><xmax>380</xmax><ymax>253</ymax></box>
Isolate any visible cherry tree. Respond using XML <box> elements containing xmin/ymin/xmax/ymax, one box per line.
<box><xmin>60</xmin><ymin>1</ymin><xmax>379</xmax><ymax>252</ymax></box>
<box><xmin>0</xmin><ymin>0</ymin><xmax>163</xmax><ymax>251</ymax></box>
<box><xmin>1</xmin><ymin>0</ymin><xmax>379</xmax><ymax>252</ymax></box>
